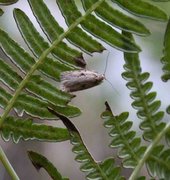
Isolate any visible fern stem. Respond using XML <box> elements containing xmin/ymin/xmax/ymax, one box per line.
<box><xmin>0</xmin><ymin>0</ymin><xmax>105</xmax><ymax>127</ymax></box>
<box><xmin>0</xmin><ymin>145</ymin><xmax>19</xmax><ymax>180</ymax></box>
<box><xmin>129</xmin><ymin>122</ymin><xmax>170</xmax><ymax>180</ymax></box>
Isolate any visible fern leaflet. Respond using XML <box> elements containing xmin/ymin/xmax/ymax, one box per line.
<box><xmin>101</xmin><ymin>102</ymin><xmax>146</xmax><ymax>169</ymax></box>
<box><xmin>1</xmin><ymin>116</ymin><xmax>70</xmax><ymax>143</ymax></box>
<box><xmin>28</xmin><ymin>151</ymin><xmax>69</xmax><ymax>180</ymax></box>
<box><xmin>122</xmin><ymin>32</ymin><xmax>166</xmax><ymax>141</ymax></box>
<box><xmin>48</xmin><ymin>107</ymin><xmax>124</xmax><ymax>180</ymax></box>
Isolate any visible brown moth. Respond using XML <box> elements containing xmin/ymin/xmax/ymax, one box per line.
<box><xmin>60</xmin><ymin>70</ymin><xmax>104</xmax><ymax>92</ymax></box>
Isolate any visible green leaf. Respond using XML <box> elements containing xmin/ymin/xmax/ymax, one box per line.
<box><xmin>0</xmin><ymin>9</ymin><xmax>3</xmax><ymax>16</ymax></box>
<box><xmin>0</xmin><ymin>58</ymin><xmax>74</xmax><ymax>105</ymax></box>
<box><xmin>13</xmin><ymin>8</ymin><xmax>75</xmax><ymax>80</ymax></box>
<box><xmin>27</xmin><ymin>75</ymin><xmax>75</xmax><ymax>107</ymax></box>
<box><xmin>0</xmin><ymin>0</ymin><xmax>107</xmax><ymax>127</ymax></box>
<box><xmin>122</xmin><ymin>31</ymin><xmax>165</xmax><ymax>141</ymax></box>
<box><xmin>48</xmin><ymin>104</ymin><xmax>81</xmax><ymax>118</ymax></box>
<box><xmin>161</xmin><ymin>19</ymin><xmax>170</xmax><ymax>81</ymax></box>
<box><xmin>0</xmin><ymin>58</ymin><xmax>22</xmax><ymax>90</ymax></box>
<box><xmin>0</xmin><ymin>28</ymin><xmax>34</xmax><ymax>73</ymax></box>
<box><xmin>0</xmin><ymin>27</ymin><xmax>73</xmax><ymax>83</ymax></box>
<box><xmin>57</xmin><ymin>0</ymin><xmax>141</xmax><ymax>53</ymax></box>
<box><xmin>56</xmin><ymin>0</ymin><xmax>105</xmax><ymax>53</ymax></box>
<box><xmin>82</xmin><ymin>14</ymin><xmax>141</xmax><ymax>53</ymax></box>
<box><xmin>82</xmin><ymin>0</ymin><xmax>150</xmax><ymax>36</ymax></box>
<box><xmin>146</xmin><ymin>146</ymin><xmax>170</xmax><ymax>179</ymax></box>
<box><xmin>0</xmin><ymin>0</ymin><xmax>18</xmax><ymax>5</ymax></box>
<box><xmin>48</xmin><ymin>108</ymin><xmax>124</xmax><ymax>180</ymax></box>
<box><xmin>112</xmin><ymin>0</ymin><xmax>168</xmax><ymax>21</ymax></box>
<box><xmin>15</xmin><ymin>94</ymin><xmax>81</xmax><ymax>119</ymax></box>
<box><xmin>0</xmin><ymin>58</ymin><xmax>80</xmax><ymax>118</ymax></box>
<box><xmin>28</xmin><ymin>151</ymin><xmax>69</xmax><ymax>180</ymax></box>
<box><xmin>99</xmin><ymin>158</ymin><xmax>124</xmax><ymax>180</ymax></box>
<box><xmin>1</xmin><ymin>116</ymin><xmax>70</xmax><ymax>143</ymax></box>
<box><xmin>0</xmin><ymin>27</ymin><xmax>73</xmax><ymax>81</ymax></box>
<box><xmin>165</xmin><ymin>127</ymin><xmax>170</xmax><ymax>146</ymax></box>
<box><xmin>136</xmin><ymin>177</ymin><xmax>146</xmax><ymax>180</ymax></box>
<box><xmin>101</xmin><ymin>102</ymin><xmax>146</xmax><ymax>168</ymax></box>
<box><xmin>28</xmin><ymin>0</ymin><xmax>86</xmax><ymax>68</ymax></box>
<box><xmin>0</xmin><ymin>86</ymin><xmax>80</xmax><ymax>119</ymax></box>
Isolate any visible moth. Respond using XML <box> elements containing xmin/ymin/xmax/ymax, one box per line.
<box><xmin>60</xmin><ymin>70</ymin><xmax>104</xmax><ymax>92</ymax></box>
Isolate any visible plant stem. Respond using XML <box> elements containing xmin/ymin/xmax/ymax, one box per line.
<box><xmin>0</xmin><ymin>145</ymin><xmax>19</xmax><ymax>180</ymax></box>
<box><xmin>0</xmin><ymin>0</ymin><xmax>105</xmax><ymax>127</ymax></box>
<box><xmin>129</xmin><ymin>122</ymin><xmax>170</xmax><ymax>180</ymax></box>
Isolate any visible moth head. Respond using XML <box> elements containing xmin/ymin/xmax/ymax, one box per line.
<box><xmin>94</xmin><ymin>72</ymin><xmax>105</xmax><ymax>83</ymax></box>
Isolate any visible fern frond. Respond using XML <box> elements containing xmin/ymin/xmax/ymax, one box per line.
<box><xmin>0</xmin><ymin>57</ymin><xmax>80</xmax><ymax>118</ymax></box>
<box><xmin>26</xmin><ymin>75</ymin><xmax>74</xmax><ymax>106</ymax></box>
<box><xmin>101</xmin><ymin>102</ymin><xmax>146</xmax><ymax>169</ymax></box>
<box><xmin>102</xmin><ymin>102</ymin><xmax>170</xmax><ymax>179</ymax></box>
<box><xmin>15</xmin><ymin>94</ymin><xmax>80</xmax><ymax>119</ymax></box>
<box><xmin>0</xmin><ymin>58</ymin><xmax>73</xmax><ymax>104</ymax></box>
<box><xmin>56</xmin><ymin>0</ymin><xmax>141</xmax><ymax>53</ymax></box>
<box><xmin>0</xmin><ymin>0</ymin><xmax>168</xmax><ymax>124</ymax></box>
<box><xmin>0</xmin><ymin>0</ymin><xmax>18</xmax><ymax>5</ymax></box>
<box><xmin>122</xmin><ymin>32</ymin><xmax>165</xmax><ymax>141</ymax></box>
<box><xmin>28</xmin><ymin>0</ymin><xmax>86</xmax><ymax>67</ymax></box>
<box><xmin>0</xmin><ymin>116</ymin><xmax>70</xmax><ymax>143</ymax></box>
<box><xmin>55</xmin><ymin>0</ymin><xmax>105</xmax><ymax>54</ymax></box>
<box><xmin>146</xmin><ymin>145</ymin><xmax>170</xmax><ymax>179</ymax></box>
<box><xmin>165</xmin><ymin>128</ymin><xmax>170</xmax><ymax>145</ymax></box>
<box><xmin>82</xmin><ymin>0</ymin><xmax>150</xmax><ymax>36</ymax></box>
<box><xmin>28</xmin><ymin>151</ymin><xmax>69</xmax><ymax>180</ymax></box>
<box><xmin>161</xmin><ymin>19</ymin><xmax>170</xmax><ymax>82</ymax></box>
<box><xmin>29</xmin><ymin>0</ymin><xmax>88</xmax><ymax>67</ymax></box>
<box><xmin>0</xmin><ymin>6</ymin><xmax>82</xmax><ymax>119</ymax></box>
<box><xmin>0</xmin><ymin>0</ymin><xmax>105</xmax><ymax>126</ymax></box>
<box><xmin>0</xmin><ymin>28</ymin><xmax>34</xmax><ymax>73</ymax></box>
<box><xmin>0</xmin><ymin>1</ymin><xmax>169</xmax><ymax>179</ymax></box>
<box><xmin>0</xmin><ymin>85</ymin><xmax>80</xmax><ymax>119</ymax></box>
<box><xmin>0</xmin><ymin>27</ymin><xmax>73</xmax><ymax>80</ymax></box>
<box><xmin>0</xmin><ymin>9</ymin><xmax>3</xmax><ymax>16</ymax></box>
<box><xmin>48</xmin><ymin>108</ymin><xmax>124</xmax><ymax>180</ymax></box>
<box><xmin>112</xmin><ymin>0</ymin><xmax>168</xmax><ymax>21</ymax></box>
<box><xmin>13</xmin><ymin>8</ymin><xmax>85</xmax><ymax>69</ymax></box>
<box><xmin>121</xmin><ymin>32</ymin><xmax>170</xmax><ymax>178</ymax></box>
<box><xmin>99</xmin><ymin>158</ymin><xmax>124</xmax><ymax>180</ymax></box>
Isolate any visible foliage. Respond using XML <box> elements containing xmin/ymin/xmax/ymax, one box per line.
<box><xmin>28</xmin><ymin>151</ymin><xmax>69</xmax><ymax>180</ymax></box>
<box><xmin>0</xmin><ymin>0</ymin><xmax>170</xmax><ymax>179</ymax></box>
<box><xmin>101</xmin><ymin>102</ymin><xmax>146</xmax><ymax>169</ymax></box>
<box><xmin>0</xmin><ymin>116</ymin><xmax>70</xmax><ymax>143</ymax></box>
<box><xmin>0</xmin><ymin>0</ymin><xmax>18</xmax><ymax>5</ymax></box>
<box><xmin>122</xmin><ymin>31</ymin><xmax>166</xmax><ymax>141</ymax></box>
<box><xmin>48</xmin><ymin>107</ymin><xmax>124</xmax><ymax>180</ymax></box>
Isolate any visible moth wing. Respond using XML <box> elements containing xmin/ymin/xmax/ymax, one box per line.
<box><xmin>61</xmin><ymin>70</ymin><xmax>84</xmax><ymax>81</ymax></box>
<box><xmin>61</xmin><ymin>71</ymin><xmax>72</xmax><ymax>81</ymax></box>
<box><xmin>60</xmin><ymin>71</ymin><xmax>80</xmax><ymax>92</ymax></box>
<box><xmin>60</xmin><ymin>70</ymin><xmax>104</xmax><ymax>92</ymax></box>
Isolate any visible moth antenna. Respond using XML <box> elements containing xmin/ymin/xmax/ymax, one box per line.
<box><xmin>105</xmin><ymin>78</ymin><xmax>120</xmax><ymax>96</ymax></box>
<box><xmin>103</xmin><ymin>51</ymin><xmax>110</xmax><ymax>76</ymax></box>
<box><xmin>103</xmin><ymin>51</ymin><xmax>120</xmax><ymax>96</ymax></box>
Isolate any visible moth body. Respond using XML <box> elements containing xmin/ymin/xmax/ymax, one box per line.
<box><xmin>61</xmin><ymin>70</ymin><xmax>104</xmax><ymax>92</ymax></box>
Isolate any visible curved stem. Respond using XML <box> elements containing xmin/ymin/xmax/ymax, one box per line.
<box><xmin>0</xmin><ymin>145</ymin><xmax>19</xmax><ymax>180</ymax></box>
<box><xmin>0</xmin><ymin>0</ymin><xmax>105</xmax><ymax>127</ymax></box>
<box><xmin>129</xmin><ymin>122</ymin><xmax>170</xmax><ymax>180</ymax></box>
